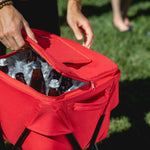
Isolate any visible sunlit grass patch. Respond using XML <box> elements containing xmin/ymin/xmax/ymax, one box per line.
<box><xmin>145</xmin><ymin>112</ymin><xmax>150</xmax><ymax>126</ymax></box>
<box><xmin>108</xmin><ymin>116</ymin><xmax>132</xmax><ymax>137</ymax></box>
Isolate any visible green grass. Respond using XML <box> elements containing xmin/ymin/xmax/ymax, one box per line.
<box><xmin>59</xmin><ymin>0</ymin><xmax>150</xmax><ymax>81</ymax></box>
<box><xmin>4</xmin><ymin>0</ymin><xmax>150</xmax><ymax>149</ymax></box>
<box><xmin>58</xmin><ymin>0</ymin><xmax>150</xmax><ymax>149</ymax></box>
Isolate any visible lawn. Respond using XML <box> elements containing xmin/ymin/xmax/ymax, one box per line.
<box><xmin>3</xmin><ymin>0</ymin><xmax>150</xmax><ymax>149</ymax></box>
<box><xmin>58</xmin><ymin>0</ymin><xmax>150</xmax><ymax>149</ymax></box>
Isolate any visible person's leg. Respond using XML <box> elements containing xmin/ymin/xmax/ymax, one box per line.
<box><xmin>122</xmin><ymin>0</ymin><xmax>132</xmax><ymax>26</ymax></box>
<box><xmin>111</xmin><ymin>0</ymin><xmax>129</xmax><ymax>32</ymax></box>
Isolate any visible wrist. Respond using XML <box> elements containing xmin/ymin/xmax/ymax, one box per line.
<box><xmin>67</xmin><ymin>0</ymin><xmax>82</xmax><ymax>3</ymax></box>
<box><xmin>67</xmin><ymin>0</ymin><xmax>82</xmax><ymax>12</ymax></box>
<box><xmin>0</xmin><ymin>0</ymin><xmax>13</xmax><ymax>9</ymax></box>
<box><xmin>70</xmin><ymin>0</ymin><xmax>82</xmax><ymax>5</ymax></box>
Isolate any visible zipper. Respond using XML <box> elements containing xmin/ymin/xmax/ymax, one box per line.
<box><xmin>0</xmin><ymin>70</ymin><xmax>91</xmax><ymax>103</ymax></box>
<box><xmin>0</xmin><ymin>44</ymin><xmax>117</xmax><ymax>95</ymax></box>
<box><xmin>0</xmin><ymin>71</ymin><xmax>57</xmax><ymax>102</ymax></box>
<box><xmin>91</xmin><ymin>81</ymin><xmax>95</xmax><ymax>90</ymax></box>
<box><xmin>0</xmin><ymin>37</ymin><xmax>118</xmax><ymax>100</ymax></box>
<box><xmin>0</xmin><ymin>41</ymin><xmax>90</xmax><ymax>100</ymax></box>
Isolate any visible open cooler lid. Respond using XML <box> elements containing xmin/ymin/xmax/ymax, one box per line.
<box><xmin>24</xmin><ymin>29</ymin><xmax>119</xmax><ymax>82</ymax></box>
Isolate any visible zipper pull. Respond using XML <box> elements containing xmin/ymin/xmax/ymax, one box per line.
<box><xmin>91</xmin><ymin>81</ymin><xmax>95</xmax><ymax>90</ymax></box>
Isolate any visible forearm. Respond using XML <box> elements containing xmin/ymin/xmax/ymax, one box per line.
<box><xmin>67</xmin><ymin>0</ymin><xmax>82</xmax><ymax>4</ymax></box>
<box><xmin>68</xmin><ymin>0</ymin><xmax>82</xmax><ymax>5</ymax></box>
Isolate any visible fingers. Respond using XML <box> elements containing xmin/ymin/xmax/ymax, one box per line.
<box><xmin>72</xmin><ymin>20</ymin><xmax>94</xmax><ymax>49</ymax></box>
<box><xmin>67</xmin><ymin>11</ymin><xmax>94</xmax><ymax>49</ymax></box>
<box><xmin>82</xmin><ymin>22</ymin><xmax>94</xmax><ymax>49</ymax></box>
<box><xmin>0</xmin><ymin>35</ymin><xmax>10</xmax><ymax>49</ymax></box>
<box><xmin>13</xmin><ymin>29</ymin><xmax>26</xmax><ymax>50</ymax></box>
<box><xmin>71</xmin><ymin>24</ymin><xmax>83</xmax><ymax>41</ymax></box>
<box><xmin>0</xmin><ymin>21</ymin><xmax>37</xmax><ymax>51</ymax></box>
<box><xmin>0</xmin><ymin>5</ymin><xmax>36</xmax><ymax>51</ymax></box>
<box><xmin>0</xmin><ymin>28</ymin><xmax>25</xmax><ymax>51</ymax></box>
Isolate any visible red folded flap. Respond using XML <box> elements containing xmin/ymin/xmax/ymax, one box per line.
<box><xmin>47</xmin><ymin>36</ymin><xmax>92</xmax><ymax>64</ymax></box>
<box><xmin>22</xmin><ymin>32</ymin><xmax>89</xmax><ymax>82</ymax></box>
<box><xmin>26</xmin><ymin>29</ymin><xmax>92</xmax><ymax>64</ymax></box>
<box><xmin>26</xmin><ymin>102</ymin><xmax>73</xmax><ymax>136</ymax></box>
<box><xmin>22</xmin><ymin>29</ymin><xmax>119</xmax><ymax>82</ymax></box>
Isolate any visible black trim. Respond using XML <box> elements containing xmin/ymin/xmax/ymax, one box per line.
<box><xmin>10</xmin><ymin>115</ymin><xmax>104</xmax><ymax>150</ymax></box>
<box><xmin>66</xmin><ymin>133</ymin><xmax>82</xmax><ymax>150</ymax></box>
<box><xmin>87</xmin><ymin>115</ymin><xmax>105</xmax><ymax>150</ymax></box>
<box><xmin>13</xmin><ymin>128</ymin><xmax>31</xmax><ymax>150</ymax></box>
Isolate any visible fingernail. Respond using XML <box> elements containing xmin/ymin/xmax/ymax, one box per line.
<box><xmin>34</xmin><ymin>39</ymin><xmax>38</xmax><ymax>43</ymax></box>
<box><xmin>77</xmin><ymin>35</ymin><xmax>83</xmax><ymax>40</ymax></box>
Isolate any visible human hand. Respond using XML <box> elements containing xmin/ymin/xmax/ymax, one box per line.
<box><xmin>0</xmin><ymin>5</ymin><xmax>36</xmax><ymax>51</ymax></box>
<box><xmin>67</xmin><ymin>0</ymin><xmax>94</xmax><ymax>48</ymax></box>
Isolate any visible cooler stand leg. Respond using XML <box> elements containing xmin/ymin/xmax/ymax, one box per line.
<box><xmin>66</xmin><ymin>133</ymin><xmax>82</xmax><ymax>150</ymax></box>
<box><xmin>87</xmin><ymin>115</ymin><xmax>105</xmax><ymax>150</ymax></box>
<box><xmin>6</xmin><ymin>115</ymin><xmax>104</xmax><ymax>150</ymax></box>
<box><xmin>12</xmin><ymin>128</ymin><xmax>31</xmax><ymax>150</ymax></box>
<box><xmin>93</xmin><ymin>143</ymin><xmax>99</xmax><ymax>150</ymax></box>
<box><xmin>66</xmin><ymin>115</ymin><xmax>105</xmax><ymax>150</ymax></box>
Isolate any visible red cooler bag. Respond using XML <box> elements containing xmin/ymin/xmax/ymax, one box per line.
<box><xmin>0</xmin><ymin>29</ymin><xmax>121</xmax><ymax>150</ymax></box>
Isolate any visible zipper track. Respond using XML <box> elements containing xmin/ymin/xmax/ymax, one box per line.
<box><xmin>0</xmin><ymin>38</ymin><xmax>90</xmax><ymax>100</ymax></box>
<box><xmin>0</xmin><ymin>71</ymin><xmax>58</xmax><ymax>101</ymax></box>
<box><xmin>0</xmin><ymin>36</ymin><xmax>119</xmax><ymax>100</ymax></box>
<box><xmin>0</xmin><ymin>39</ymin><xmax>117</xmax><ymax>85</ymax></box>
<box><xmin>0</xmin><ymin>70</ymin><xmax>91</xmax><ymax>102</ymax></box>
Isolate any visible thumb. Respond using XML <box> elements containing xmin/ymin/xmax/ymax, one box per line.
<box><xmin>23</xmin><ymin>20</ymin><xmax>37</xmax><ymax>43</ymax></box>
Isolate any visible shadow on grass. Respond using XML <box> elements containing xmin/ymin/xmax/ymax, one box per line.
<box><xmin>130</xmin><ymin>0</ymin><xmax>150</xmax><ymax>20</ymax></box>
<box><xmin>82</xmin><ymin>1</ymin><xmax>150</xmax><ymax>19</ymax></box>
<box><xmin>59</xmin><ymin>0</ymin><xmax>150</xmax><ymax>26</ymax></box>
<box><xmin>97</xmin><ymin>78</ymin><xmax>150</xmax><ymax>149</ymax></box>
<box><xmin>130</xmin><ymin>7</ymin><xmax>150</xmax><ymax>20</ymax></box>
<box><xmin>82</xmin><ymin>3</ymin><xmax>112</xmax><ymax>18</ymax></box>
<box><xmin>59</xmin><ymin>3</ymin><xmax>112</xmax><ymax>26</ymax></box>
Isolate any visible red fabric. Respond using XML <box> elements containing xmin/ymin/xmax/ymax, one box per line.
<box><xmin>0</xmin><ymin>29</ymin><xmax>121</xmax><ymax>150</ymax></box>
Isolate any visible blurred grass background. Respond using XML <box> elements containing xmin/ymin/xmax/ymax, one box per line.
<box><xmin>4</xmin><ymin>0</ymin><xmax>150</xmax><ymax>149</ymax></box>
<box><xmin>58</xmin><ymin>0</ymin><xmax>150</xmax><ymax>149</ymax></box>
